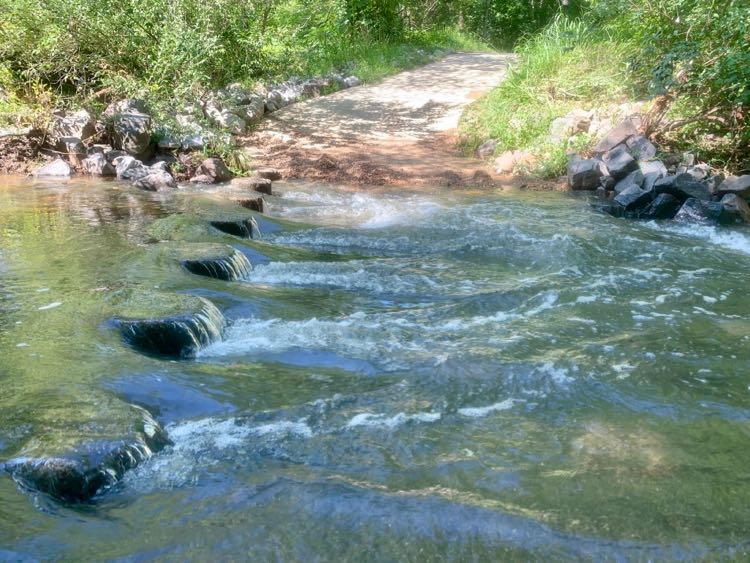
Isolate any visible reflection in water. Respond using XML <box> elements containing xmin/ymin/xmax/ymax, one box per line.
<box><xmin>1</xmin><ymin>178</ymin><xmax>750</xmax><ymax>559</ymax></box>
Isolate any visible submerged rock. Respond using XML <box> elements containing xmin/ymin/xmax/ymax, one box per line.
<box><xmin>178</xmin><ymin>244</ymin><xmax>253</xmax><ymax>281</ymax></box>
<box><xmin>115</xmin><ymin>293</ymin><xmax>226</xmax><ymax>359</ymax></box>
<box><xmin>210</xmin><ymin>217</ymin><xmax>260</xmax><ymax>239</ymax></box>
<box><xmin>4</xmin><ymin>407</ymin><xmax>169</xmax><ymax>502</ymax></box>
<box><xmin>33</xmin><ymin>158</ymin><xmax>73</xmax><ymax>178</ymax></box>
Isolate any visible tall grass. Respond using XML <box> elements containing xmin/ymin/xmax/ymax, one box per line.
<box><xmin>460</xmin><ymin>17</ymin><xmax>637</xmax><ymax>177</ymax></box>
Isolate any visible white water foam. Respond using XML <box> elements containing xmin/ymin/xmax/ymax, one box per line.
<box><xmin>651</xmin><ymin>222</ymin><xmax>750</xmax><ymax>256</ymax></box>
<box><xmin>347</xmin><ymin>412</ymin><xmax>441</xmax><ymax>429</ymax></box>
<box><xmin>457</xmin><ymin>398</ymin><xmax>520</xmax><ymax>418</ymax></box>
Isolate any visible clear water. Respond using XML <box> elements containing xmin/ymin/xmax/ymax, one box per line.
<box><xmin>2</xmin><ymin>177</ymin><xmax>750</xmax><ymax>560</ymax></box>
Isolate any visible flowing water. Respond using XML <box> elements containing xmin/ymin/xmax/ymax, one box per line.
<box><xmin>1</xmin><ymin>176</ymin><xmax>750</xmax><ymax>560</ymax></box>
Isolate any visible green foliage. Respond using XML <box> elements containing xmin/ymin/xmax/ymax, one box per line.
<box><xmin>460</xmin><ymin>17</ymin><xmax>635</xmax><ymax>177</ymax></box>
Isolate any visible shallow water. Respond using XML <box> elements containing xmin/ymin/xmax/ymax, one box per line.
<box><xmin>2</xmin><ymin>177</ymin><xmax>750</xmax><ymax>560</ymax></box>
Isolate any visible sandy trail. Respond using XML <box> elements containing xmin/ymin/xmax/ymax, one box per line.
<box><xmin>243</xmin><ymin>52</ymin><xmax>516</xmax><ymax>187</ymax></box>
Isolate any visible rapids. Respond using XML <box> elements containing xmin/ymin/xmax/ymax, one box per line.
<box><xmin>1</xmin><ymin>177</ymin><xmax>750</xmax><ymax>559</ymax></box>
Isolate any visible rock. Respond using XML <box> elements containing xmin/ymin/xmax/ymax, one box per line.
<box><xmin>215</xmin><ymin>84</ymin><xmax>266</xmax><ymax>126</ymax></box>
<box><xmin>116</xmin><ymin>293</ymin><xmax>225</xmax><ymax>359</ymax></box>
<box><xmin>567</xmin><ymin>158</ymin><xmax>606</xmax><ymax>190</ymax></box>
<box><xmin>206</xmin><ymin>106</ymin><xmax>246</xmax><ymax>134</ymax></box>
<box><xmin>596</xmin><ymin>202</ymin><xmax>627</xmax><ymax>218</ymax></box>
<box><xmin>238</xmin><ymin>197</ymin><xmax>265</xmax><ymax>213</ymax></box>
<box><xmin>716</xmin><ymin>175</ymin><xmax>750</xmax><ymax>199</ymax></box>
<box><xmin>33</xmin><ymin>158</ymin><xmax>72</xmax><ymax>177</ymax></box>
<box><xmin>595</xmin><ymin>186</ymin><xmax>608</xmax><ymax>200</ymax></box>
<box><xmin>639</xmin><ymin>160</ymin><xmax>668</xmax><ymax>178</ymax></box>
<box><xmin>196</xmin><ymin>158</ymin><xmax>233</xmax><ymax>183</ymax></box>
<box><xmin>232</xmin><ymin>176</ymin><xmax>273</xmax><ymax>195</ymax></box>
<box><xmin>3</xmin><ymin>408</ymin><xmax>168</xmax><ymax>502</ymax></box>
<box><xmin>189</xmin><ymin>174</ymin><xmax>216</xmax><ymax>185</ymax></box>
<box><xmin>682</xmin><ymin>152</ymin><xmax>696</xmax><ymax>167</ymax></box>
<box><xmin>133</xmin><ymin>170</ymin><xmax>176</xmax><ymax>191</ymax></box>
<box><xmin>82</xmin><ymin>153</ymin><xmax>115</xmax><ymax>176</ymax></box>
<box><xmin>675</xmin><ymin>198</ymin><xmax>732</xmax><ymax>225</ymax></box>
<box><xmin>614</xmin><ymin>169</ymin><xmax>644</xmax><ymax>194</ymax></box>
<box><xmin>599</xmin><ymin>175</ymin><xmax>616</xmax><ymax>190</ymax></box>
<box><xmin>476</xmin><ymin>140</ymin><xmax>497</xmax><ymax>159</ymax></box>
<box><xmin>654</xmin><ymin>173</ymin><xmax>711</xmax><ymax>202</ymax></box>
<box><xmin>87</xmin><ymin>144</ymin><xmax>111</xmax><ymax>155</ymax></box>
<box><xmin>705</xmin><ymin>174</ymin><xmax>726</xmax><ymax>196</ymax></box>
<box><xmin>343</xmin><ymin>76</ymin><xmax>361</xmax><ymax>88</ymax></box>
<box><xmin>254</xmin><ymin>167</ymin><xmax>282</xmax><ymax>181</ymax></box>
<box><xmin>614</xmin><ymin>185</ymin><xmax>651</xmax><ymax>210</ymax></box>
<box><xmin>58</xmin><ymin>136</ymin><xmax>86</xmax><ymax>166</ymax></box>
<box><xmin>103</xmin><ymin>99</ymin><xmax>149</xmax><ymax>119</ymax></box>
<box><xmin>720</xmin><ymin>194</ymin><xmax>750</xmax><ymax>223</ymax></box>
<box><xmin>51</xmin><ymin>109</ymin><xmax>95</xmax><ymax>143</ymax></box>
<box><xmin>593</xmin><ymin>118</ymin><xmax>639</xmax><ymax>154</ymax></box>
<box><xmin>687</xmin><ymin>163</ymin><xmax>710</xmax><ymax>181</ymax></box>
<box><xmin>603</xmin><ymin>146</ymin><xmax>638</xmax><ymax>180</ymax></box>
<box><xmin>625</xmin><ymin>135</ymin><xmax>657</xmax><ymax>160</ymax></box>
<box><xmin>550</xmin><ymin>109</ymin><xmax>592</xmax><ymax>143</ymax></box>
<box><xmin>113</xmin><ymin>156</ymin><xmax>150</xmax><ymax>181</ymax></box>
<box><xmin>179</xmin><ymin>244</ymin><xmax>253</xmax><ymax>281</ymax></box>
<box><xmin>210</xmin><ymin>217</ymin><xmax>260</xmax><ymax>239</ymax></box>
<box><xmin>642</xmin><ymin>171</ymin><xmax>663</xmax><ymax>192</ymax></box>
<box><xmin>104</xmin><ymin>149</ymin><xmax>128</xmax><ymax>163</ymax></box>
<box><xmin>113</xmin><ymin>111</ymin><xmax>152</xmax><ymax>158</ymax></box>
<box><xmin>639</xmin><ymin>193</ymin><xmax>681</xmax><ymax>220</ymax></box>
<box><xmin>494</xmin><ymin>151</ymin><xmax>517</xmax><ymax>173</ymax></box>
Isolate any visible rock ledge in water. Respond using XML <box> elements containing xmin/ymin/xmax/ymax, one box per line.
<box><xmin>115</xmin><ymin>292</ymin><xmax>226</xmax><ymax>359</ymax></box>
<box><xmin>3</xmin><ymin>407</ymin><xmax>169</xmax><ymax>503</ymax></box>
<box><xmin>176</xmin><ymin>243</ymin><xmax>252</xmax><ymax>281</ymax></box>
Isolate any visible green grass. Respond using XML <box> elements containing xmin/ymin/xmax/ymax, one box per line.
<box><xmin>459</xmin><ymin>18</ymin><xmax>638</xmax><ymax>178</ymax></box>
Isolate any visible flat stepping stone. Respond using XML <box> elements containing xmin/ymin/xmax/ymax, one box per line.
<box><xmin>176</xmin><ymin>243</ymin><xmax>252</xmax><ymax>281</ymax></box>
<box><xmin>238</xmin><ymin>197</ymin><xmax>264</xmax><ymax>213</ymax></box>
<box><xmin>3</xmin><ymin>406</ymin><xmax>169</xmax><ymax>502</ymax></box>
<box><xmin>114</xmin><ymin>292</ymin><xmax>225</xmax><ymax>359</ymax></box>
<box><xmin>210</xmin><ymin>216</ymin><xmax>260</xmax><ymax>239</ymax></box>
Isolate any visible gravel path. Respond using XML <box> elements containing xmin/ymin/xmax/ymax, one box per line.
<box><xmin>245</xmin><ymin>52</ymin><xmax>515</xmax><ymax>187</ymax></box>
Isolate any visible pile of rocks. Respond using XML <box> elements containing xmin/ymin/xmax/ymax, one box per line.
<box><xmin>567</xmin><ymin>118</ymin><xmax>750</xmax><ymax>225</ymax></box>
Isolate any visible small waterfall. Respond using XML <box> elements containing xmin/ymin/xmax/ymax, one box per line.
<box><xmin>4</xmin><ymin>407</ymin><xmax>170</xmax><ymax>502</ymax></box>
<box><xmin>210</xmin><ymin>217</ymin><xmax>260</xmax><ymax>239</ymax></box>
<box><xmin>118</xmin><ymin>298</ymin><xmax>226</xmax><ymax>359</ymax></box>
<box><xmin>181</xmin><ymin>249</ymin><xmax>252</xmax><ymax>281</ymax></box>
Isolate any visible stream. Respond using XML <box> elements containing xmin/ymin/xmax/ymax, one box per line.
<box><xmin>1</xmin><ymin>177</ymin><xmax>750</xmax><ymax>560</ymax></box>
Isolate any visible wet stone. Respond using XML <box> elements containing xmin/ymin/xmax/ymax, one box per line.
<box><xmin>3</xmin><ymin>408</ymin><xmax>169</xmax><ymax>503</ymax></box>
<box><xmin>115</xmin><ymin>293</ymin><xmax>226</xmax><ymax>359</ymax></box>
<box><xmin>614</xmin><ymin>185</ymin><xmax>651</xmax><ymax>211</ymax></box>
<box><xmin>238</xmin><ymin>197</ymin><xmax>265</xmax><ymax>213</ymax></box>
<box><xmin>210</xmin><ymin>217</ymin><xmax>260</xmax><ymax>239</ymax></box>
<box><xmin>179</xmin><ymin>244</ymin><xmax>253</xmax><ymax>281</ymax></box>
<box><xmin>639</xmin><ymin>193</ymin><xmax>681</xmax><ymax>220</ymax></box>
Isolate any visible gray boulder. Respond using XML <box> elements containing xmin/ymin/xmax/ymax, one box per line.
<box><xmin>82</xmin><ymin>153</ymin><xmax>115</xmax><ymax>176</ymax></box>
<box><xmin>593</xmin><ymin>118</ymin><xmax>639</xmax><ymax>154</ymax></box>
<box><xmin>642</xmin><ymin>171</ymin><xmax>663</xmax><ymax>192</ymax></box>
<box><xmin>113</xmin><ymin>111</ymin><xmax>153</xmax><ymax>158</ymax></box>
<box><xmin>114</xmin><ymin>156</ymin><xmax>149</xmax><ymax>181</ymax></box>
<box><xmin>675</xmin><ymin>198</ymin><xmax>732</xmax><ymax>225</ymax></box>
<box><xmin>720</xmin><ymin>194</ymin><xmax>750</xmax><ymax>223</ymax></box>
<box><xmin>614</xmin><ymin>169</ymin><xmax>644</xmax><ymax>194</ymax></box>
<box><xmin>134</xmin><ymin>170</ymin><xmax>176</xmax><ymax>192</ymax></box>
<box><xmin>716</xmin><ymin>175</ymin><xmax>750</xmax><ymax>199</ymax></box>
<box><xmin>568</xmin><ymin>158</ymin><xmax>606</xmax><ymax>190</ymax></box>
<box><xmin>476</xmin><ymin>140</ymin><xmax>497</xmax><ymax>159</ymax></box>
<box><xmin>51</xmin><ymin>110</ymin><xmax>95</xmax><ymax>143</ymax></box>
<box><xmin>639</xmin><ymin>193</ymin><xmax>681</xmax><ymax>220</ymax></box>
<box><xmin>639</xmin><ymin>160</ymin><xmax>668</xmax><ymax>178</ymax></box>
<box><xmin>654</xmin><ymin>173</ymin><xmax>710</xmax><ymax>202</ymax></box>
<box><xmin>33</xmin><ymin>158</ymin><xmax>73</xmax><ymax>177</ymax></box>
<box><xmin>189</xmin><ymin>174</ymin><xmax>216</xmax><ymax>185</ymax></box>
<box><xmin>197</xmin><ymin>158</ymin><xmax>234</xmax><ymax>183</ymax></box>
<box><xmin>625</xmin><ymin>135</ymin><xmax>657</xmax><ymax>160</ymax></box>
<box><xmin>614</xmin><ymin>185</ymin><xmax>651</xmax><ymax>210</ymax></box>
<box><xmin>603</xmin><ymin>146</ymin><xmax>638</xmax><ymax>180</ymax></box>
